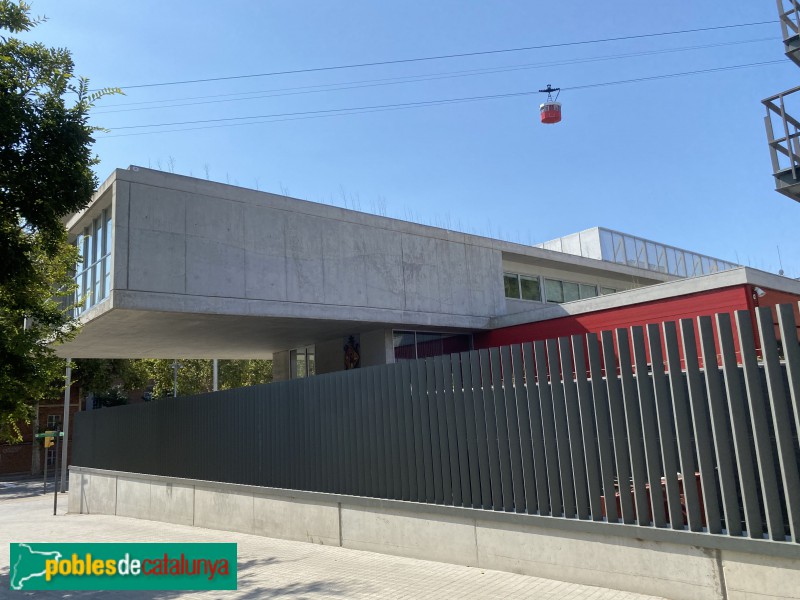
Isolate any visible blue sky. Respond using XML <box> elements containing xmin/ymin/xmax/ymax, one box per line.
<box><xmin>22</xmin><ymin>1</ymin><xmax>800</xmax><ymax>276</ymax></box>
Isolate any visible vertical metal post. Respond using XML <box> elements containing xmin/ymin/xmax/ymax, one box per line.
<box><xmin>213</xmin><ymin>359</ymin><xmax>219</xmax><ymax>391</ymax></box>
<box><xmin>53</xmin><ymin>426</ymin><xmax>61</xmax><ymax>515</ymax></box>
<box><xmin>59</xmin><ymin>359</ymin><xmax>71</xmax><ymax>493</ymax></box>
<box><xmin>172</xmin><ymin>360</ymin><xmax>179</xmax><ymax>397</ymax></box>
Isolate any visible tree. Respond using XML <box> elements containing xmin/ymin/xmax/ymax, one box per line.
<box><xmin>135</xmin><ymin>359</ymin><xmax>273</xmax><ymax>399</ymax></box>
<box><xmin>0</xmin><ymin>1</ymin><xmax>117</xmax><ymax>442</ymax></box>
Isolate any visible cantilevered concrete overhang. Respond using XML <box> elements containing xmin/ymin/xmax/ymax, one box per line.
<box><xmin>55</xmin><ymin>167</ymin><xmax>675</xmax><ymax>360</ymax></box>
<box><xmin>57</xmin><ymin>290</ymin><xmax>491</xmax><ymax>359</ymax></box>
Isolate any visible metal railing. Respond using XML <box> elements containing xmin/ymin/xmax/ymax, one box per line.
<box><xmin>779</xmin><ymin>0</ymin><xmax>800</xmax><ymax>66</ymax></box>
<box><xmin>763</xmin><ymin>86</ymin><xmax>800</xmax><ymax>202</ymax></box>
<box><xmin>73</xmin><ymin>304</ymin><xmax>800</xmax><ymax>544</ymax></box>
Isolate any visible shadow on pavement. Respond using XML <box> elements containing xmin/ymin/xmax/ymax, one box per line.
<box><xmin>0</xmin><ymin>478</ymin><xmax>55</xmax><ymax>502</ymax></box>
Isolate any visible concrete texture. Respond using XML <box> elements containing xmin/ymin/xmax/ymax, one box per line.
<box><xmin>722</xmin><ymin>550</ymin><xmax>800</xmax><ymax>600</ymax></box>
<box><xmin>1</xmin><ymin>482</ymin><xmax>668</xmax><ymax>600</ymax></box>
<box><xmin>475</xmin><ymin>520</ymin><xmax>720</xmax><ymax>600</ymax></box>
<box><xmin>78</xmin><ymin>471</ymin><xmax>116</xmax><ymax>515</ymax></box>
<box><xmin>57</xmin><ymin>167</ymin><xmax>677</xmax><ymax>359</ymax></box>
<box><xmin>115</xmin><ymin>475</ymin><xmax>151</xmax><ymax>520</ymax></box>
<box><xmin>193</xmin><ymin>487</ymin><xmax>253</xmax><ymax>534</ymax></box>
<box><xmin>150</xmin><ymin>480</ymin><xmax>194</xmax><ymax>526</ymax></box>
<box><xmin>341</xmin><ymin>504</ymin><xmax>478</xmax><ymax>566</ymax></box>
<box><xmin>253</xmin><ymin>495</ymin><xmax>339</xmax><ymax>545</ymax></box>
<box><xmin>68</xmin><ymin>467</ymin><xmax>800</xmax><ymax>600</ymax></box>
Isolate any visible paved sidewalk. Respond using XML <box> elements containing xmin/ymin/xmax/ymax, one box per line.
<box><xmin>0</xmin><ymin>485</ymin><xmax>666</xmax><ymax>599</ymax></box>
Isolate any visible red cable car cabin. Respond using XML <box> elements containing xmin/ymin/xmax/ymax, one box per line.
<box><xmin>540</xmin><ymin>101</ymin><xmax>561</xmax><ymax>124</ymax></box>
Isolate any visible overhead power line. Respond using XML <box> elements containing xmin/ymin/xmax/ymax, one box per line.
<box><xmin>102</xmin><ymin>20</ymin><xmax>777</xmax><ymax>91</ymax></box>
<box><xmin>98</xmin><ymin>59</ymin><xmax>785</xmax><ymax>138</ymax></box>
<box><xmin>93</xmin><ymin>37</ymin><xmax>775</xmax><ymax>115</ymax></box>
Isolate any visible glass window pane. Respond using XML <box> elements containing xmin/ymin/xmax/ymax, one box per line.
<box><xmin>624</xmin><ymin>236</ymin><xmax>637</xmax><ymax>268</ymax></box>
<box><xmin>504</xmin><ymin>273</ymin><xmax>520</xmax><ymax>299</ymax></box>
<box><xmin>393</xmin><ymin>331</ymin><xmax>416</xmax><ymax>361</ymax></box>
<box><xmin>93</xmin><ymin>265</ymin><xmax>101</xmax><ymax>305</ymax></box>
<box><xmin>306</xmin><ymin>347</ymin><xmax>315</xmax><ymax>376</ymax></box>
<box><xmin>666</xmin><ymin>248</ymin><xmax>677</xmax><ymax>275</ymax></box>
<box><xmin>600</xmin><ymin>287</ymin><xmax>616</xmax><ymax>295</ymax></box>
<box><xmin>545</xmin><ymin>279</ymin><xmax>563</xmax><ymax>303</ymax></box>
<box><xmin>85</xmin><ymin>229</ymin><xmax>93</xmax><ymax>270</ymax></box>
<box><xmin>520</xmin><ymin>276</ymin><xmax>541</xmax><ymax>301</ymax></box>
<box><xmin>692</xmin><ymin>254</ymin><xmax>702</xmax><ymax>276</ymax></box>
<box><xmin>416</xmin><ymin>333</ymin><xmax>444</xmax><ymax>359</ymax></box>
<box><xmin>646</xmin><ymin>242</ymin><xmax>658</xmax><ymax>271</ymax></box>
<box><xmin>656</xmin><ymin>244</ymin><xmax>668</xmax><ymax>273</ymax></box>
<box><xmin>612</xmin><ymin>232</ymin><xmax>626</xmax><ymax>264</ymax></box>
<box><xmin>676</xmin><ymin>252</ymin><xmax>687</xmax><ymax>277</ymax></box>
<box><xmin>599</xmin><ymin>230</ymin><xmax>614</xmax><ymax>261</ymax></box>
<box><xmin>635</xmin><ymin>239</ymin><xmax>647</xmax><ymax>269</ymax></box>
<box><xmin>579</xmin><ymin>284</ymin><xmax>598</xmax><ymax>299</ymax></box>
<box><xmin>563</xmin><ymin>281</ymin><xmax>580</xmax><ymax>302</ymax></box>
<box><xmin>93</xmin><ymin>218</ymin><xmax>102</xmax><ymax>263</ymax></box>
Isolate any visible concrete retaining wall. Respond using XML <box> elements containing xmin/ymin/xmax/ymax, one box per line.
<box><xmin>69</xmin><ymin>467</ymin><xmax>800</xmax><ymax>600</ymax></box>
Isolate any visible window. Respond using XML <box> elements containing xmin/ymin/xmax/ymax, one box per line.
<box><xmin>46</xmin><ymin>415</ymin><xmax>59</xmax><ymax>429</ymax></box>
<box><xmin>612</xmin><ymin>232</ymin><xmax>627</xmax><ymax>264</ymax></box>
<box><xmin>666</xmin><ymin>247</ymin><xmax>677</xmax><ymax>275</ymax></box>
<box><xmin>624</xmin><ymin>236</ymin><xmax>637</xmax><ymax>268</ymax></box>
<box><xmin>635</xmin><ymin>238</ymin><xmax>647</xmax><ymax>269</ymax></box>
<box><xmin>545</xmin><ymin>278</ymin><xmax>600</xmax><ymax>303</ymax></box>
<box><xmin>545</xmin><ymin>279</ymin><xmax>564</xmax><ymax>303</ymax></box>
<box><xmin>676</xmin><ymin>251</ymin><xmax>687</xmax><ymax>277</ymax></box>
<box><xmin>46</xmin><ymin>448</ymin><xmax>56</xmax><ymax>467</ymax></box>
<box><xmin>646</xmin><ymin>242</ymin><xmax>658</xmax><ymax>271</ymax></box>
<box><xmin>505</xmin><ymin>273</ymin><xmax>543</xmax><ymax>302</ymax></box>
<box><xmin>503</xmin><ymin>273</ymin><xmax>521</xmax><ymax>299</ymax></box>
<box><xmin>290</xmin><ymin>346</ymin><xmax>315</xmax><ymax>379</ymax></box>
<box><xmin>74</xmin><ymin>207</ymin><xmax>113</xmax><ymax>315</ymax></box>
<box><xmin>392</xmin><ymin>331</ymin><xmax>471</xmax><ymax>361</ymax></box>
<box><xmin>563</xmin><ymin>281</ymin><xmax>580</xmax><ymax>302</ymax></box>
<box><xmin>600</xmin><ymin>287</ymin><xmax>617</xmax><ymax>295</ymax></box>
<box><xmin>520</xmin><ymin>276</ymin><xmax>541</xmax><ymax>301</ymax></box>
<box><xmin>656</xmin><ymin>244</ymin><xmax>668</xmax><ymax>273</ymax></box>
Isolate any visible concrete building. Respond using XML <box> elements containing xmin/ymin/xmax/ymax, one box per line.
<box><xmin>58</xmin><ymin>167</ymin><xmax>800</xmax><ymax>381</ymax></box>
<box><xmin>57</xmin><ymin>167</ymin><xmax>671</xmax><ymax>376</ymax></box>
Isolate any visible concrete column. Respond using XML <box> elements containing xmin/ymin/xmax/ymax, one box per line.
<box><xmin>213</xmin><ymin>359</ymin><xmax>219</xmax><ymax>391</ymax></box>
<box><xmin>59</xmin><ymin>358</ymin><xmax>71</xmax><ymax>492</ymax></box>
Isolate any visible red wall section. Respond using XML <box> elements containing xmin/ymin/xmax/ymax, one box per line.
<box><xmin>475</xmin><ymin>285</ymin><xmax>754</xmax><ymax>369</ymax></box>
<box><xmin>754</xmin><ymin>288</ymin><xmax>800</xmax><ymax>342</ymax></box>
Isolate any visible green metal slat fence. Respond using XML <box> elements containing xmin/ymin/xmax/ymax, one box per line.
<box><xmin>73</xmin><ymin>303</ymin><xmax>800</xmax><ymax>545</ymax></box>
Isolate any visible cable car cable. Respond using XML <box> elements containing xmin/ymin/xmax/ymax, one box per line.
<box><xmin>98</xmin><ymin>59</ymin><xmax>785</xmax><ymax>138</ymax></box>
<box><xmin>94</xmin><ymin>37</ymin><xmax>777</xmax><ymax>115</ymax></box>
<box><xmin>94</xmin><ymin>20</ymin><xmax>777</xmax><ymax>92</ymax></box>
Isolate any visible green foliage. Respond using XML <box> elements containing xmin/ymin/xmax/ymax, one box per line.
<box><xmin>135</xmin><ymin>359</ymin><xmax>273</xmax><ymax>399</ymax></box>
<box><xmin>72</xmin><ymin>358</ymin><xmax>148</xmax><ymax>396</ymax></box>
<box><xmin>71</xmin><ymin>358</ymin><xmax>273</xmax><ymax>402</ymax></box>
<box><xmin>0</xmin><ymin>1</ymin><xmax>118</xmax><ymax>442</ymax></box>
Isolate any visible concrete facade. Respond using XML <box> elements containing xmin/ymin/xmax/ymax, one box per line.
<box><xmin>69</xmin><ymin>467</ymin><xmax>800</xmax><ymax>600</ymax></box>
<box><xmin>58</xmin><ymin>167</ymin><xmax>671</xmax><ymax>362</ymax></box>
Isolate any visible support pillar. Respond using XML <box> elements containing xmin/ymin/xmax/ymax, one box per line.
<box><xmin>213</xmin><ymin>359</ymin><xmax>219</xmax><ymax>391</ymax></box>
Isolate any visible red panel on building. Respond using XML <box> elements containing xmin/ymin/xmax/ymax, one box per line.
<box><xmin>475</xmin><ymin>285</ymin><xmax>756</xmax><ymax>369</ymax></box>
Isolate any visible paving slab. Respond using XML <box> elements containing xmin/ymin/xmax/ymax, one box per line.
<box><xmin>0</xmin><ymin>481</ymin><xmax>667</xmax><ymax>599</ymax></box>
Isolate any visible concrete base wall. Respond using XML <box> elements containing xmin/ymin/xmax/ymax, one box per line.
<box><xmin>69</xmin><ymin>467</ymin><xmax>800</xmax><ymax>600</ymax></box>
